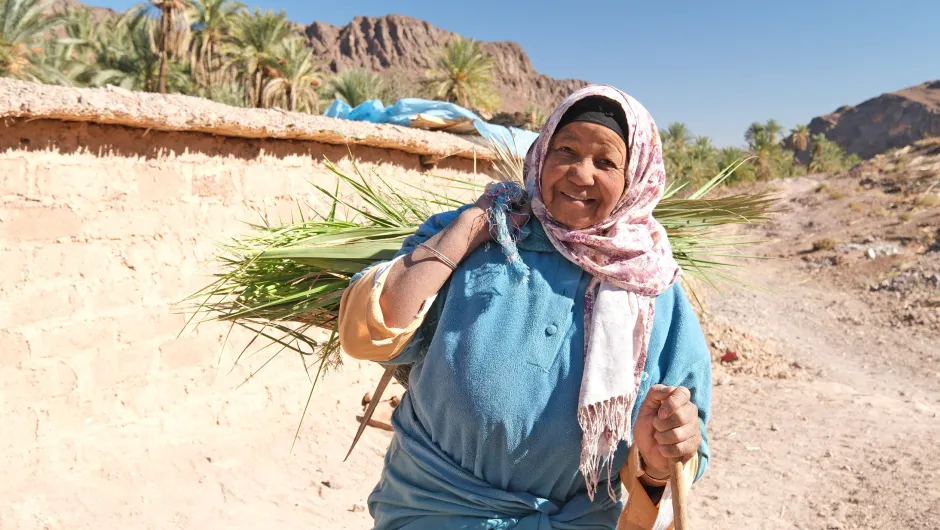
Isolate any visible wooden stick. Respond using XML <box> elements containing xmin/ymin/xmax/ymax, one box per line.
<box><xmin>670</xmin><ymin>457</ymin><xmax>689</xmax><ymax>530</ymax></box>
<box><xmin>344</xmin><ymin>365</ymin><xmax>396</xmax><ymax>461</ymax></box>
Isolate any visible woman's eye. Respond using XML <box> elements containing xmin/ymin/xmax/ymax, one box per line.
<box><xmin>598</xmin><ymin>158</ymin><xmax>615</xmax><ymax>168</ymax></box>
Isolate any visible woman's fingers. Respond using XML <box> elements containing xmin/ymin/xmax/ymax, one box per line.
<box><xmin>639</xmin><ymin>384</ymin><xmax>673</xmax><ymax>415</ymax></box>
<box><xmin>657</xmin><ymin>435</ymin><xmax>701</xmax><ymax>459</ymax></box>
<box><xmin>652</xmin><ymin>400</ymin><xmax>698</xmax><ymax>431</ymax></box>
<box><xmin>652</xmin><ymin>420</ymin><xmax>698</xmax><ymax>446</ymax></box>
<box><xmin>656</xmin><ymin>386</ymin><xmax>691</xmax><ymax>419</ymax></box>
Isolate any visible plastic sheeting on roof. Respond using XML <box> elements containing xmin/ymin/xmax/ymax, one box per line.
<box><xmin>324</xmin><ymin>98</ymin><xmax>539</xmax><ymax>158</ymax></box>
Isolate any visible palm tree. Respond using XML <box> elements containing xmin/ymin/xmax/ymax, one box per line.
<box><xmin>89</xmin><ymin>12</ymin><xmax>191</xmax><ymax>93</ymax></box>
<box><xmin>523</xmin><ymin>105</ymin><xmax>546</xmax><ymax>132</ymax></box>
<box><xmin>133</xmin><ymin>1</ymin><xmax>192</xmax><ymax>94</ymax></box>
<box><xmin>0</xmin><ymin>0</ymin><xmax>64</xmax><ymax>82</ymax></box>
<box><xmin>789</xmin><ymin>124</ymin><xmax>810</xmax><ymax>153</ymax></box>
<box><xmin>717</xmin><ymin>147</ymin><xmax>756</xmax><ymax>184</ymax></box>
<box><xmin>422</xmin><ymin>36</ymin><xmax>499</xmax><ymax>112</ymax></box>
<box><xmin>662</xmin><ymin>122</ymin><xmax>691</xmax><ymax>150</ymax></box>
<box><xmin>262</xmin><ymin>38</ymin><xmax>322</xmax><ymax>112</ymax></box>
<box><xmin>154</xmin><ymin>1</ymin><xmax>191</xmax><ymax>94</ymax></box>
<box><xmin>327</xmin><ymin>68</ymin><xmax>386</xmax><ymax>108</ymax></box>
<box><xmin>224</xmin><ymin>7</ymin><xmax>292</xmax><ymax>107</ymax></box>
<box><xmin>745</xmin><ymin>122</ymin><xmax>775</xmax><ymax>179</ymax></box>
<box><xmin>689</xmin><ymin>136</ymin><xmax>717</xmax><ymax>170</ymax></box>
<box><xmin>764</xmin><ymin>118</ymin><xmax>784</xmax><ymax>144</ymax></box>
<box><xmin>807</xmin><ymin>133</ymin><xmax>858</xmax><ymax>174</ymax></box>
<box><xmin>197</xmin><ymin>81</ymin><xmax>245</xmax><ymax>106</ymax></box>
<box><xmin>188</xmin><ymin>0</ymin><xmax>244</xmax><ymax>87</ymax></box>
<box><xmin>58</xmin><ymin>4</ymin><xmax>96</xmax><ymax>56</ymax></box>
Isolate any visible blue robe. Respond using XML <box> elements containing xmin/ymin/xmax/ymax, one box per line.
<box><xmin>351</xmin><ymin>207</ymin><xmax>712</xmax><ymax>529</ymax></box>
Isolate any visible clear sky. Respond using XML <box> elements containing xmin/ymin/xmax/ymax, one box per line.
<box><xmin>88</xmin><ymin>0</ymin><xmax>940</xmax><ymax>147</ymax></box>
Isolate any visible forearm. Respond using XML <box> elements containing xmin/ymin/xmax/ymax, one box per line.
<box><xmin>381</xmin><ymin>208</ymin><xmax>488</xmax><ymax>329</ymax></box>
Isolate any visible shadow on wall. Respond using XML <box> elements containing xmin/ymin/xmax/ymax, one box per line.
<box><xmin>1</xmin><ymin>118</ymin><xmax>493</xmax><ymax>176</ymax></box>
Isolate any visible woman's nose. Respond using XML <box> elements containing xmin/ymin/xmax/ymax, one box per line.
<box><xmin>566</xmin><ymin>158</ymin><xmax>596</xmax><ymax>186</ymax></box>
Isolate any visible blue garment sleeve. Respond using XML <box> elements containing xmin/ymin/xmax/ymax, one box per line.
<box><xmin>648</xmin><ymin>283</ymin><xmax>713</xmax><ymax>483</ymax></box>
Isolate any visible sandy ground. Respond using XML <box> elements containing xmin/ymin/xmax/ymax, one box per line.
<box><xmin>2</xmin><ymin>172</ymin><xmax>939</xmax><ymax>529</ymax></box>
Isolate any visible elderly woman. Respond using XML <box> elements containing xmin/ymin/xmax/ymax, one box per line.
<box><xmin>337</xmin><ymin>85</ymin><xmax>711</xmax><ymax>530</ymax></box>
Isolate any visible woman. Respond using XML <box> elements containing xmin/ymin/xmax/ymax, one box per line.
<box><xmin>338</xmin><ymin>85</ymin><xmax>711</xmax><ymax>530</ymax></box>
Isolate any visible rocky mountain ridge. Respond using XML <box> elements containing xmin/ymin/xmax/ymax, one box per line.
<box><xmin>304</xmin><ymin>15</ymin><xmax>586</xmax><ymax>114</ymax></box>
<box><xmin>800</xmin><ymin>80</ymin><xmax>940</xmax><ymax>159</ymax></box>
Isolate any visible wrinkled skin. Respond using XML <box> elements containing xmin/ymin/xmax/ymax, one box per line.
<box><xmin>540</xmin><ymin>121</ymin><xmax>628</xmax><ymax>230</ymax></box>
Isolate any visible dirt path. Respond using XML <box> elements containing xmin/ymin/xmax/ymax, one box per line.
<box><xmin>689</xmin><ymin>172</ymin><xmax>940</xmax><ymax>530</ymax></box>
<box><xmin>691</xmin><ymin>258</ymin><xmax>940</xmax><ymax>530</ymax></box>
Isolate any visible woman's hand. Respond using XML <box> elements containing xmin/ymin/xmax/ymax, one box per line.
<box><xmin>459</xmin><ymin>185</ymin><xmax>532</xmax><ymax>249</ymax></box>
<box><xmin>633</xmin><ymin>385</ymin><xmax>702</xmax><ymax>481</ymax></box>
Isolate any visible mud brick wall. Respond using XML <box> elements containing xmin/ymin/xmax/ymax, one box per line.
<box><xmin>0</xmin><ymin>118</ymin><xmax>489</xmax><ymax>495</ymax></box>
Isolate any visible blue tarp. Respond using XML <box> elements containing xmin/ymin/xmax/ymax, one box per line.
<box><xmin>324</xmin><ymin>98</ymin><xmax>539</xmax><ymax>158</ymax></box>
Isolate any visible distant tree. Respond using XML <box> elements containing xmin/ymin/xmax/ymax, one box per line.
<box><xmin>188</xmin><ymin>0</ymin><xmax>244</xmax><ymax>87</ymax></box>
<box><xmin>789</xmin><ymin>124</ymin><xmax>810</xmax><ymax>153</ymax></box>
<box><xmin>717</xmin><ymin>147</ymin><xmax>757</xmax><ymax>184</ymax></box>
<box><xmin>0</xmin><ymin>0</ymin><xmax>64</xmax><ymax>82</ymax></box>
<box><xmin>88</xmin><ymin>12</ymin><xmax>191</xmax><ymax>93</ymax></box>
<box><xmin>262</xmin><ymin>38</ymin><xmax>322</xmax><ymax>112</ymax></box>
<box><xmin>195</xmin><ymin>81</ymin><xmax>245</xmax><ymax>106</ymax></box>
<box><xmin>662</xmin><ymin>122</ymin><xmax>691</xmax><ymax>150</ymax></box>
<box><xmin>764</xmin><ymin>118</ymin><xmax>784</xmax><ymax>144</ymax></box>
<box><xmin>376</xmin><ymin>73</ymin><xmax>418</xmax><ymax>104</ymax></box>
<box><xmin>133</xmin><ymin>1</ymin><xmax>192</xmax><ymax>94</ymax></box>
<box><xmin>745</xmin><ymin>121</ymin><xmax>778</xmax><ymax>179</ymax></box>
<box><xmin>422</xmin><ymin>36</ymin><xmax>499</xmax><ymax>112</ymax></box>
<box><xmin>327</xmin><ymin>68</ymin><xmax>386</xmax><ymax>108</ymax></box>
<box><xmin>224</xmin><ymin>7</ymin><xmax>292</xmax><ymax>107</ymax></box>
<box><xmin>523</xmin><ymin>105</ymin><xmax>547</xmax><ymax>131</ymax></box>
<box><xmin>809</xmin><ymin>133</ymin><xmax>859</xmax><ymax>173</ymax></box>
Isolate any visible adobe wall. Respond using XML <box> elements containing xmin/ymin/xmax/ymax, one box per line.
<box><xmin>0</xmin><ymin>96</ymin><xmax>493</xmax><ymax>527</ymax></box>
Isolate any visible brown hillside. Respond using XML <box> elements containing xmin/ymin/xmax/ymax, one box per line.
<box><xmin>305</xmin><ymin>15</ymin><xmax>586</xmax><ymax>114</ymax></box>
<box><xmin>800</xmin><ymin>80</ymin><xmax>940</xmax><ymax>160</ymax></box>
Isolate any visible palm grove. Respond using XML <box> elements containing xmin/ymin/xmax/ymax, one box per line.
<box><xmin>1</xmin><ymin>0</ymin><xmax>858</xmax><ymax>186</ymax></box>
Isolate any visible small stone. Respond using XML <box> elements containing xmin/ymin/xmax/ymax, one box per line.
<box><xmin>866</xmin><ymin>248</ymin><xmax>877</xmax><ymax>259</ymax></box>
<box><xmin>351</xmin><ymin>503</ymin><xmax>367</xmax><ymax>513</ymax></box>
<box><xmin>389</xmin><ymin>395</ymin><xmax>401</xmax><ymax>408</ymax></box>
<box><xmin>825</xmin><ymin>449</ymin><xmax>834</xmax><ymax>458</ymax></box>
<box><xmin>321</xmin><ymin>480</ymin><xmax>332</xmax><ymax>488</ymax></box>
<box><xmin>827</xmin><ymin>518</ymin><xmax>843</xmax><ymax>529</ymax></box>
<box><xmin>362</xmin><ymin>392</ymin><xmax>372</xmax><ymax>407</ymax></box>
<box><xmin>770</xmin><ymin>423</ymin><xmax>779</xmax><ymax>432</ymax></box>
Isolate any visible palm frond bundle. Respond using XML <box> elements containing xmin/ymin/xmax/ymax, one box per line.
<box><xmin>177</xmin><ymin>148</ymin><xmax>778</xmax><ymax>392</ymax></box>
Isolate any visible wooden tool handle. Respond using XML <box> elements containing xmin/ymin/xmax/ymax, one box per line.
<box><xmin>670</xmin><ymin>457</ymin><xmax>689</xmax><ymax>530</ymax></box>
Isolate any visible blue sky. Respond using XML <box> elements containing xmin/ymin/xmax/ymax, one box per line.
<box><xmin>89</xmin><ymin>0</ymin><xmax>940</xmax><ymax>147</ymax></box>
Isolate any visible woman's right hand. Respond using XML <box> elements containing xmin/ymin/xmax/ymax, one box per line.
<box><xmin>459</xmin><ymin>185</ymin><xmax>532</xmax><ymax>250</ymax></box>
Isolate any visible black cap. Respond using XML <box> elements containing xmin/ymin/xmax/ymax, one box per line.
<box><xmin>555</xmin><ymin>96</ymin><xmax>628</xmax><ymax>144</ymax></box>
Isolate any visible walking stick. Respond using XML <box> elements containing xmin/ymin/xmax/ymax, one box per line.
<box><xmin>669</xmin><ymin>457</ymin><xmax>689</xmax><ymax>530</ymax></box>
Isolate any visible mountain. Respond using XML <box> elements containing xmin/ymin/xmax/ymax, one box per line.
<box><xmin>305</xmin><ymin>15</ymin><xmax>586</xmax><ymax>114</ymax></box>
<box><xmin>48</xmin><ymin>0</ymin><xmax>117</xmax><ymax>20</ymax></box>
<box><xmin>800</xmin><ymin>80</ymin><xmax>940</xmax><ymax>160</ymax></box>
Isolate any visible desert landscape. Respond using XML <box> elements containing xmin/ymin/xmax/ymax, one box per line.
<box><xmin>1</xmin><ymin>1</ymin><xmax>939</xmax><ymax>529</ymax></box>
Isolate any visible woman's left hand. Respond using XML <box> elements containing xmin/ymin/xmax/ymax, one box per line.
<box><xmin>633</xmin><ymin>385</ymin><xmax>702</xmax><ymax>480</ymax></box>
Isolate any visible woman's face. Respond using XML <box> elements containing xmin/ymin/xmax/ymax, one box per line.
<box><xmin>540</xmin><ymin>121</ymin><xmax>628</xmax><ymax>229</ymax></box>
